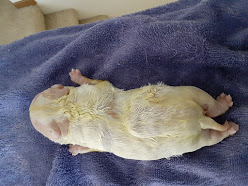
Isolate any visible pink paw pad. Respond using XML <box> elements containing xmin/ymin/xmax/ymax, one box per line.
<box><xmin>69</xmin><ymin>68</ymin><xmax>82</xmax><ymax>78</ymax></box>
<box><xmin>69</xmin><ymin>69</ymin><xmax>84</xmax><ymax>84</ymax></box>
<box><xmin>68</xmin><ymin>144</ymin><xmax>91</xmax><ymax>156</ymax></box>
<box><xmin>226</xmin><ymin>121</ymin><xmax>239</xmax><ymax>135</ymax></box>
<box><xmin>217</xmin><ymin>93</ymin><xmax>233</xmax><ymax>108</ymax></box>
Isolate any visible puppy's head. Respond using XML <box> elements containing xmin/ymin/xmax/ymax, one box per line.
<box><xmin>29</xmin><ymin>84</ymin><xmax>70</xmax><ymax>141</ymax></box>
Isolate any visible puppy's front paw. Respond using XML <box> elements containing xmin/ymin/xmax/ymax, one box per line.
<box><xmin>68</xmin><ymin>144</ymin><xmax>91</xmax><ymax>156</ymax></box>
<box><xmin>69</xmin><ymin>69</ymin><xmax>84</xmax><ymax>84</ymax></box>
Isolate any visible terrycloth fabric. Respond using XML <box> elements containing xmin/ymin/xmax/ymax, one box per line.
<box><xmin>1</xmin><ymin>0</ymin><xmax>248</xmax><ymax>185</ymax></box>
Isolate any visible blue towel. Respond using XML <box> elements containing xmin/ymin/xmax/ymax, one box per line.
<box><xmin>1</xmin><ymin>0</ymin><xmax>248</xmax><ymax>185</ymax></box>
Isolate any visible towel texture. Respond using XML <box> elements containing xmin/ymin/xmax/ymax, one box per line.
<box><xmin>1</xmin><ymin>0</ymin><xmax>248</xmax><ymax>185</ymax></box>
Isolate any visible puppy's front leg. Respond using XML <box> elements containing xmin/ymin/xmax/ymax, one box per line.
<box><xmin>69</xmin><ymin>69</ymin><xmax>102</xmax><ymax>85</ymax></box>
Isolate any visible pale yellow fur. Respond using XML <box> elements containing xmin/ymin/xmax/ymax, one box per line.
<box><xmin>30</xmin><ymin>81</ymin><xmax>223</xmax><ymax>160</ymax></box>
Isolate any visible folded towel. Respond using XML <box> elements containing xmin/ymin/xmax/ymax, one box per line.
<box><xmin>0</xmin><ymin>0</ymin><xmax>248</xmax><ymax>185</ymax></box>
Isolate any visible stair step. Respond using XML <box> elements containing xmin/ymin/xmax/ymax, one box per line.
<box><xmin>14</xmin><ymin>0</ymin><xmax>37</xmax><ymax>9</ymax></box>
<box><xmin>1</xmin><ymin>0</ymin><xmax>108</xmax><ymax>44</ymax></box>
<box><xmin>45</xmin><ymin>9</ymin><xmax>79</xmax><ymax>30</ymax></box>
<box><xmin>79</xmin><ymin>15</ymin><xmax>109</xmax><ymax>24</ymax></box>
<box><xmin>0</xmin><ymin>0</ymin><xmax>45</xmax><ymax>45</ymax></box>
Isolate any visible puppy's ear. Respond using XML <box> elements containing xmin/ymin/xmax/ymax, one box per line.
<box><xmin>55</xmin><ymin>119</ymin><xmax>69</xmax><ymax>137</ymax></box>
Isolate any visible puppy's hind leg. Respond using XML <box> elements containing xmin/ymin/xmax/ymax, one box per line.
<box><xmin>177</xmin><ymin>86</ymin><xmax>233</xmax><ymax>117</ymax></box>
<box><xmin>198</xmin><ymin>116</ymin><xmax>239</xmax><ymax>146</ymax></box>
<box><xmin>200</xmin><ymin>116</ymin><xmax>230</xmax><ymax>131</ymax></box>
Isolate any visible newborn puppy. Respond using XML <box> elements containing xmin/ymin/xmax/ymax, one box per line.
<box><xmin>29</xmin><ymin>69</ymin><xmax>238</xmax><ymax>160</ymax></box>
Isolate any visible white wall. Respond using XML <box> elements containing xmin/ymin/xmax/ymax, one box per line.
<box><xmin>10</xmin><ymin>0</ymin><xmax>177</xmax><ymax>19</ymax></box>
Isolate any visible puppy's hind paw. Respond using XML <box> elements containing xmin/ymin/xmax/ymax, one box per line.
<box><xmin>217</xmin><ymin>93</ymin><xmax>233</xmax><ymax>108</ymax></box>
